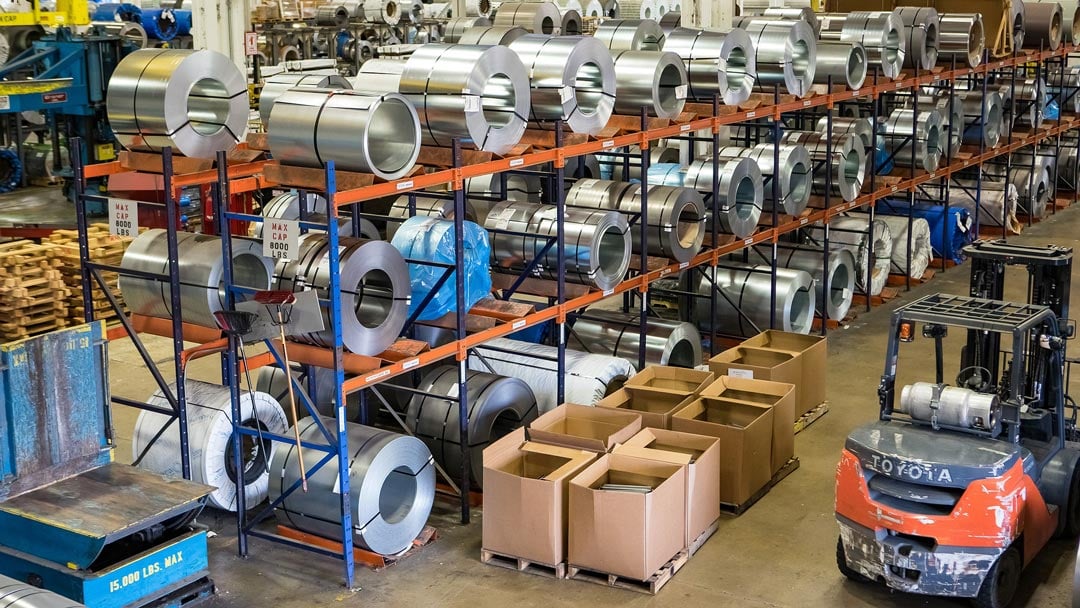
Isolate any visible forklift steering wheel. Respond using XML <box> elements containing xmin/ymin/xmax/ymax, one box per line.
<box><xmin>957</xmin><ymin>366</ymin><xmax>993</xmax><ymax>392</ymax></box>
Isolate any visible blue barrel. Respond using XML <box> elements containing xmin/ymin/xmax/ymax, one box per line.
<box><xmin>141</xmin><ymin>8</ymin><xmax>178</xmax><ymax>41</ymax></box>
<box><xmin>174</xmin><ymin>9</ymin><xmax>192</xmax><ymax>36</ymax></box>
<box><xmin>876</xmin><ymin>201</ymin><xmax>974</xmax><ymax>264</ymax></box>
<box><xmin>93</xmin><ymin>2</ymin><xmax>141</xmax><ymax>22</ymax></box>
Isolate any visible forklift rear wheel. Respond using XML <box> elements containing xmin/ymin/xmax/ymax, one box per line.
<box><xmin>836</xmin><ymin>536</ymin><xmax>870</xmax><ymax>583</ymax></box>
<box><xmin>1064</xmin><ymin>462</ymin><xmax>1080</xmax><ymax>537</ymax></box>
<box><xmin>973</xmin><ymin>547</ymin><xmax>1020</xmax><ymax>608</ymax></box>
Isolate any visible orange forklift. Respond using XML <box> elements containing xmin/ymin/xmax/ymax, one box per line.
<box><xmin>836</xmin><ymin>242</ymin><xmax>1080</xmax><ymax>608</ymax></box>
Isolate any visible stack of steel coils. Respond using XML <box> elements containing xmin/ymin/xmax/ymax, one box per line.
<box><xmin>693</xmin><ymin>263</ymin><xmax>816</xmax><ymax>337</ymax></box>
<box><xmin>569</xmin><ymin>310</ymin><xmax>703</xmax><ymax>367</ymax></box>
<box><xmin>781</xmin><ymin>131</ymin><xmax>866</xmax><ymax>202</ymax></box>
<box><xmin>956</xmin><ymin>89</ymin><xmax>1004</xmax><ymax>148</ymax></box>
<box><xmin>710</xmin><ymin>143</ymin><xmax>812</xmax><ymax>216</ymax></box>
<box><xmin>819</xmin><ymin>11</ymin><xmax>905</xmax><ymax>80</ymax></box>
<box><xmin>683</xmin><ymin>155</ymin><xmax>765</xmax><ymax>238</ymax></box>
<box><xmin>895</xmin><ymin>7</ymin><xmax>939</xmax><ymax>70</ymax></box>
<box><xmin>457</xmin><ymin>24</ymin><xmax>529</xmax><ymax>44</ymax></box>
<box><xmin>664</xmin><ymin>27</ymin><xmax>757</xmax><ymax>105</ymax></box>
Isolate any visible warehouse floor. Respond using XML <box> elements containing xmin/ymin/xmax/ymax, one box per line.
<box><xmin>97</xmin><ymin>208</ymin><xmax>1080</xmax><ymax>608</ymax></box>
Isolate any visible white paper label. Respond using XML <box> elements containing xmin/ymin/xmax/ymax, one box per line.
<box><xmin>729</xmin><ymin>368</ymin><xmax>754</xmax><ymax>379</ymax></box>
<box><xmin>602</xmin><ymin>140</ymin><xmax>615</xmax><ymax>148</ymax></box>
<box><xmin>561</xmin><ymin>85</ymin><xmax>574</xmax><ymax>103</ymax></box>
<box><xmin>396</xmin><ymin>180</ymin><xmax>415</xmax><ymax>190</ymax></box>
<box><xmin>746</xmin><ymin>111</ymin><xmax>756</xmax><ymax>118</ymax></box>
<box><xmin>675</xmin><ymin>84</ymin><xmax>688</xmax><ymax>100</ymax></box>
<box><xmin>263</xmin><ymin>219</ymin><xmax>299</xmax><ymax>260</ymax></box>
<box><xmin>512</xmin><ymin>319</ymin><xmax>526</xmax><ymax>330</ymax></box>
<box><xmin>743</xmin><ymin>237</ymin><xmax>753</xmax><ymax>245</ymax></box>
<box><xmin>463</xmin><ymin>95</ymin><xmax>481</xmax><ymax>113</ymax></box>
<box><xmin>679</xmin><ymin>261</ymin><xmax>689</xmax><ymax>269</ymax></box>
<box><xmin>510</xmin><ymin>158</ymin><xmax>525</xmax><ymax>167</ymax></box>
<box><xmin>108</xmin><ymin>198</ymin><xmax>138</xmax><ymax>237</ymax></box>
<box><xmin>603</xmin><ymin>288</ymin><xmax>615</xmax><ymax>297</ymax></box>
<box><xmin>403</xmin><ymin>358</ymin><xmax>420</xmax><ymax>370</ymax></box>
<box><xmin>680</xmin><ymin>124</ymin><xmax>691</xmax><ymax>132</ymax></box>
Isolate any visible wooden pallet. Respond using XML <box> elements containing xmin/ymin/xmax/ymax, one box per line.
<box><xmin>275</xmin><ymin>524</ymin><xmax>438</xmax><ymax>572</ymax></box>
<box><xmin>480</xmin><ymin>548</ymin><xmax>567</xmax><ymax>579</ymax></box>
<box><xmin>688</xmin><ymin>517</ymin><xmax>721</xmax><ymax>557</ymax></box>
<box><xmin>720</xmin><ymin>456</ymin><xmax>801</xmax><ymax>516</ymax></box>
<box><xmin>886</xmin><ymin>268</ymin><xmax>936</xmax><ymax>287</ymax></box>
<box><xmin>567</xmin><ymin>548</ymin><xmax>689</xmax><ymax>595</ymax></box>
<box><xmin>794</xmin><ymin>402</ymin><xmax>830</xmax><ymax>435</ymax></box>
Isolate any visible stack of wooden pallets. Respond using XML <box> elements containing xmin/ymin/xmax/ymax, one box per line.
<box><xmin>0</xmin><ymin>240</ymin><xmax>69</xmax><ymax>341</ymax></box>
<box><xmin>45</xmin><ymin>224</ymin><xmax>133</xmax><ymax>326</ymax></box>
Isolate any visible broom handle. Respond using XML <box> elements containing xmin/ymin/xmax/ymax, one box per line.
<box><xmin>279</xmin><ymin>310</ymin><xmax>307</xmax><ymax>492</ymax></box>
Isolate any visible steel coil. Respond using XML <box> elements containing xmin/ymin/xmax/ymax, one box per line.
<box><xmin>690</xmin><ymin>143</ymin><xmax>807</xmax><ymax>216</ymax></box>
<box><xmin>255</xmin><ymin>364</ymin><xmax>358</xmax><ymax>420</ymax></box>
<box><xmin>950</xmin><ymin>180</ymin><xmax>1021</xmax><ymax>234</ymax></box>
<box><xmin>257</xmin><ymin>191</ymin><xmax>378</xmax><ymax>240</ymax></box>
<box><xmin>273</xmin><ymin>234</ymin><xmax>410</xmax><ymax>355</ymax></box>
<box><xmin>684</xmin><ymin>155</ymin><xmax>764</xmax><ymax>237</ymax></box>
<box><xmin>467</xmin><ymin>0</ymin><xmax>493</xmax><ymax>16</ymax></box>
<box><xmin>593</xmin><ymin>18</ymin><xmax>665</xmax><ymax>50</ymax></box>
<box><xmin>739</xmin><ymin>19</ymin><xmax>816</xmax><ymax>97</ymax></box>
<box><xmin>694</xmin><ymin>263</ymin><xmax>816</xmax><ymax>337</ymax></box>
<box><xmin>915</xmin><ymin>93</ymin><xmax>963</xmax><ymax>155</ymax></box>
<box><xmin>882</xmin><ymin>108</ymin><xmax>944</xmax><ymax>172</ymax></box>
<box><xmin>817</xmin><ymin>115</ymin><xmax>874</xmax><ymax>176</ymax></box>
<box><xmin>781</xmin><ymin>131</ymin><xmax>866</xmax><ymax>202</ymax></box>
<box><xmin>456</xmin><ymin>24</ymin><xmax>528</xmax><ymax>44</ymax></box>
<box><xmin>316</xmin><ymin>4</ymin><xmax>351</xmax><ymax>26</ymax></box>
<box><xmin>258</xmin><ymin>72</ymin><xmax>352</xmax><ymax>126</ymax></box>
<box><xmin>580</xmin><ymin>0</ymin><xmax>604</xmax><ymax>17</ymax></box>
<box><xmin>611</xmin><ymin>50</ymin><xmax>687</xmax><ymax>119</ymax></box>
<box><xmin>569</xmin><ymin>310</ymin><xmax>702</xmax><ymax>367</ymax></box>
<box><xmin>1073</xmin><ymin>6</ymin><xmax>1080</xmax><ymax>43</ymax></box>
<box><xmin>1049</xmin><ymin>64</ymin><xmax>1080</xmax><ymax>114</ymax></box>
<box><xmin>878</xmin><ymin>215</ymin><xmax>932</xmax><ymax>278</ymax></box>
<box><xmin>664</xmin><ymin>27</ymin><xmax>757</xmax><ymax>105</ymax></box>
<box><xmin>493</xmin><ymin>1</ymin><xmax>562</xmax><ymax>33</ymax></box>
<box><xmin>1059</xmin><ymin>146</ymin><xmax>1079</xmax><ymax>188</ymax></box>
<box><xmin>362</xmin><ymin>0</ymin><xmax>401</xmax><ymax>24</ymax></box>
<box><xmin>120</xmin><ymin>229</ymin><xmax>273</xmax><ymax>329</ymax></box>
<box><xmin>134</xmin><ymin>380</ymin><xmax>288</xmax><ymax>512</ymax></box>
<box><xmin>772</xmin><ymin>246</ymin><xmax>855</xmax><ymax>321</ymax></box>
<box><xmin>92</xmin><ymin>20</ymin><xmax>148</xmax><ymax>48</ymax></box>
<box><xmin>484</xmin><ymin>199</ymin><xmax>631</xmax><ymax>289</ymax></box>
<box><xmin>271</xmin><ymin>418</ymin><xmax>435</xmax><ymax>555</ymax></box>
<box><xmin>819</xmin><ymin>11</ymin><xmax>905</xmax><ymax>80</ymax></box>
<box><xmin>956</xmin><ymin>89</ymin><xmax>1003</xmax><ymax>148</ymax></box>
<box><xmin>268</xmin><ymin>89</ymin><xmax>420</xmax><ymax>180</ymax></box>
<box><xmin>1012</xmin><ymin>163</ymin><xmax>1052</xmax><ymax>219</ymax></box>
<box><xmin>560</xmin><ymin>8</ymin><xmax>583</xmax><ymax>34</ymax></box>
<box><xmin>658</xmin><ymin>10</ymin><xmax>681</xmax><ymax>35</ymax></box>
<box><xmin>649</xmin><ymin>163</ymin><xmax>686</xmax><ymax>186</ymax></box>
<box><xmin>1013</xmin><ymin>0</ymin><xmax>1027</xmax><ymax>48</ymax></box>
<box><xmin>762</xmin><ymin>7</ymin><xmax>818</xmax><ymax>34</ymax></box>
<box><xmin>507</xmin><ymin>34</ymin><xmax>615</xmax><ymax>134</ymax></box>
<box><xmin>0</xmin><ymin>572</ymin><xmax>86</xmax><ymax>607</ymax></box>
<box><xmin>817</xmin><ymin>215</ymin><xmax>892</xmax><ymax>296</ymax></box>
<box><xmin>813</xmin><ymin>40</ymin><xmax>866</xmax><ymax>90</ymax></box>
<box><xmin>466</xmin><ymin>172</ymin><xmax>544</xmax><ymax>214</ymax></box>
<box><xmin>1006</xmin><ymin>78</ymin><xmax>1047</xmax><ymax>129</ymax></box>
<box><xmin>443</xmin><ymin>17</ymin><xmax>491</xmax><ymax>42</ymax></box>
<box><xmin>385</xmin><ymin>195</ymin><xmax>479</xmax><ymax>239</ymax></box>
<box><xmin>407</xmin><ymin>365</ymin><xmax>537</xmax><ymax>487</ymax></box>
<box><xmin>564</xmin><ymin>153</ymin><xmax>602</xmax><ymax>180</ymax></box>
<box><xmin>107</xmin><ymin>49</ymin><xmax>248</xmax><ymax>158</ymax></box>
<box><xmin>895</xmin><ymin>7</ymin><xmax>939</xmax><ymax>70</ymax></box>
<box><xmin>22</xmin><ymin>142</ymin><xmax>69</xmax><ymax>183</ymax></box>
<box><xmin>939</xmin><ymin>13</ymin><xmax>984</xmax><ymax>68</ymax></box>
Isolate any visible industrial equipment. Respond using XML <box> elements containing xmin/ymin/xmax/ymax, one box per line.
<box><xmin>835</xmin><ymin>285</ymin><xmax>1080</xmax><ymax>607</ymax></box>
<box><xmin>0</xmin><ymin>322</ymin><xmax>214</xmax><ymax>608</ymax></box>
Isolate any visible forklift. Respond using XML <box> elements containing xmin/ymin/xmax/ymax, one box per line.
<box><xmin>835</xmin><ymin>241</ymin><xmax>1080</xmax><ymax>608</ymax></box>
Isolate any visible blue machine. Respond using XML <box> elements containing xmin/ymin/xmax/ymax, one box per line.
<box><xmin>0</xmin><ymin>323</ymin><xmax>214</xmax><ymax>608</ymax></box>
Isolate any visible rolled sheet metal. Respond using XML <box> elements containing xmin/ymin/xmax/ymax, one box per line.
<box><xmin>813</xmin><ymin>40</ymin><xmax>866</xmax><ymax>90</ymax></box>
<box><xmin>689</xmin><ymin>143</ymin><xmax>808</xmax><ymax>215</ymax></box>
<box><xmin>407</xmin><ymin>365</ymin><xmax>538</xmax><ymax>487</ymax></box>
<box><xmin>466</xmin><ymin>0</ymin><xmax>493</xmax><ymax>17</ymax></box>
<box><xmin>878</xmin><ymin>215</ymin><xmax>932</xmax><ymax>278</ymax></box>
<box><xmin>611</xmin><ymin>50</ymin><xmax>688</xmax><ymax>119</ymax></box>
<box><xmin>257</xmin><ymin>191</ymin><xmax>378</xmax><ymax>240</ymax></box>
<box><xmin>895</xmin><ymin>7</ymin><xmax>939</xmax><ymax>70</ymax></box>
<box><xmin>683</xmin><ymin>155</ymin><xmax>764</xmax><ymax>238</ymax></box>
<box><xmin>316</xmin><ymin>4</ymin><xmax>351</xmax><ymax>25</ymax></box>
<box><xmin>107</xmin><ymin>49</ymin><xmax>248</xmax><ymax>158</ymax></box>
<box><xmin>134</xmin><ymin>380</ymin><xmax>288</xmax><ymax>511</ymax></box>
<box><xmin>771</xmin><ymin>246</ymin><xmax>856</xmax><ymax>321</ymax></box>
<box><xmin>1059</xmin><ymin>146</ymin><xmax>1079</xmax><ymax>188</ymax></box>
<box><xmin>564</xmin><ymin>153</ymin><xmax>603</xmax><ymax>180</ymax></box>
<box><xmin>362</xmin><ymin>0</ymin><xmax>401</xmax><ymax>24</ymax></box>
<box><xmin>762</xmin><ymin>7</ymin><xmax>819</xmax><ymax>34</ymax></box>
<box><xmin>273</xmin><ymin>234</ymin><xmax>410</xmax><ymax>355</ymax></box>
<box><xmin>385</xmin><ymin>195</ymin><xmax>479</xmax><ymax>238</ymax></box>
<box><xmin>93</xmin><ymin>20</ymin><xmax>148</xmax><ymax>48</ymax></box>
<box><xmin>0</xmin><ymin>573</ymin><xmax>87</xmax><ymax>607</ymax></box>
<box><xmin>693</xmin><ymin>263</ymin><xmax>816</xmax><ymax>337</ymax></box>
<box><xmin>258</xmin><ymin>72</ymin><xmax>352</xmax><ymax>126</ymax></box>
<box><xmin>120</xmin><ymin>229</ymin><xmax>273</xmax><ymax>329</ymax></box>
<box><xmin>1013</xmin><ymin>0</ymin><xmax>1027</xmax><ymax>48</ymax></box>
<box><xmin>392</xmin><ymin>44</ymin><xmax>530</xmax><ymax>155</ymax></box>
<box><xmin>493</xmin><ymin>1</ymin><xmax>562</xmax><ymax>34</ymax></box>
<box><xmin>271</xmin><ymin>418</ymin><xmax>435</xmax><ymax>555</ymax></box>
<box><xmin>570</xmin><ymin>310</ymin><xmax>703</xmax><ymax>367</ymax></box>
<box><xmin>914</xmin><ymin>93</ymin><xmax>963</xmax><ymax>156</ymax></box>
<box><xmin>882</xmin><ymin>108</ymin><xmax>944</xmax><ymax>172</ymax></box>
<box><xmin>581</xmin><ymin>0</ymin><xmax>605</xmax><ymax>17</ymax></box>
<box><xmin>658</xmin><ymin>10</ymin><xmax>681</xmax><ymax>35</ymax></box>
<box><xmin>268</xmin><ymin>89</ymin><xmax>420</xmax><ymax>180</ymax></box>
<box><xmin>938</xmin><ymin>13</ymin><xmax>984</xmax><ymax>68</ymax></box>
<box><xmin>1049</xmin><ymin>64</ymin><xmax>1080</xmax><ymax>114</ymax></box>
<box><xmin>255</xmin><ymin>364</ymin><xmax>360</xmax><ymax>420</ymax></box>
<box><xmin>1012</xmin><ymin>163</ymin><xmax>1052</xmax><ymax>219</ymax></box>
<box><xmin>507</xmin><ymin>34</ymin><xmax>616</xmax><ymax>134</ymax></box>
<box><xmin>1006</xmin><ymin>78</ymin><xmax>1047</xmax><ymax>129</ymax></box>
<box><xmin>949</xmin><ymin>179</ymin><xmax>1022</xmax><ymax>234</ymax></box>
<box><xmin>443</xmin><ymin>16</ymin><xmax>491</xmax><ymax>42</ymax></box>
<box><xmin>664</xmin><ymin>27</ymin><xmax>757</xmax><ymax>105</ymax></box>
<box><xmin>815</xmin><ymin>215</ymin><xmax>892</xmax><ymax>296</ymax></box>
<box><xmin>469</xmin><ymin>338</ymin><xmax>636</xmax><ymax>413</ymax></box>
<box><xmin>817</xmin><ymin>115</ymin><xmax>873</xmax><ymax>174</ymax></box>
<box><xmin>648</xmin><ymin>163</ymin><xmax>686</xmax><ymax>186</ymax></box>
<box><xmin>484</xmin><ymin>199</ymin><xmax>632</xmax><ymax>289</ymax></box>
<box><xmin>594</xmin><ymin>18</ymin><xmax>666</xmax><ymax>50</ymax></box>
<box><xmin>739</xmin><ymin>19</ymin><xmax>816</xmax><ymax>97</ymax></box>
<box><xmin>957</xmin><ymin>89</ymin><xmax>1004</xmax><ymax>148</ymax></box>
<box><xmin>457</xmin><ymin>24</ymin><xmax>529</xmax><ymax>44</ymax></box>
<box><xmin>781</xmin><ymin>131</ymin><xmax>866</xmax><ymax>202</ymax></box>
<box><xmin>558</xmin><ymin>8</ymin><xmax>582</xmax><ymax>34</ymax></box>
<box><xmin>466</xmin><ymin>172</ymin><xmax>544</xmax><ymax>211</ymax></box>
<box><xmin>819</xmin><ymin>11</ymin><xmax>905</xmax><ymax>80</ymax></box>
<box><xmin>1023</xmin><ymin>2</ymin><xmax>1062</xmax><ymax>49</ymax></box>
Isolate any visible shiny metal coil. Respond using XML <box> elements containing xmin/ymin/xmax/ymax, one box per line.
<box><xmin>697</xmin><ymin>143</ymin><xmax>809</xmax><ymax>216</ymax></box>
<box><xmin>386</xmin><ymin>195</ymin><xmax>479</xmax><ymax>238</ymax></box>
<box><xmin>895</xmin><ymin>7</ymin><xmax>939</xmax><ymax>70</ymax></box>
<box><xmin>814</xmin><ymin>215</ymin><xmax>892</xmax><ymax>296</ymax></box>
<box><xmin>407</xmin><ymin>365</ymin><xmax>538</xmax><ymax>487</ymax></box>
<box><xmin>569</xmin><ymin>310</ymin><xmax>703</xmax><ymax>367</ymax></box>
<box><xmin>1073</xmin><ymin>6</ymin><xmax>1080</xmax><ymax>43</ymax></box>
<box><xmin>664</xmin><ymin>26</ymin><xmax>757</xmax><ymax>105</ymax></box>
<box><xmin>273</xmin><ymin>234</ymin><xmax>410</xmax><ymax>355</ymax></box>
<box><xmin>457</xmin><ymin>24</ymin><xmax>529</xmax><ymax>44</ymax></box>
<box><xmin>813</xmin><ymin>40</ymin><xmax>866</xmax><ymax>90</ymax></box>
<box><xmin>819</xmin><ymin>11</ymin><xmax>905</xmax><ymax>80</ymax></box>
<box><xmin>1059</xmin><ymin>146</ymin><xmax>1079</xmax><ymax>188</ymax></box>
<box><xmin>938</xmin><ymin>13</ymin><xmax>984</xmax><ymax>68</ymax></box>
<box><xmin>443</xmin><ymin>16</ymin><xmax>491</xmax><ymax>42</ymax></box>
<box><xmin>257</xmin><ymin>191</ymin><xmax>379</xmax><ymax>240</ymax></box>
<box><xmin>950</xmin><ymin>179</ymin><xmax>1021</xmax><ymax>234</ymax></box>
<box><xmin>493</xmin><ymin>1</ymin><xmax>562</xmax><ymax>34</ymax></box>
<box><xmin>683</xmin><ymin>154</ymin><xmax>764</xmax><ymax>238</ymax></box>
<box><xmin>594</xmin><ymin>18</ymin><xmax>665</xmax><ymax>50</ymax></box>
<box><xmin>694</xmin><ymin>263</ymin><xmax>816</xmax><ymax>337</ymax></box>
<box><xmin>484</xmin><ymin>199</ymin><xmax>632</xmax><ymax>290</ymax></box>
<box><xmin>1012</xmin><ymin>163</ymin><xmax>1052</xmax><ymax>219</ymax></box>
<box><xmin>316</xmin><ymin>4</ymin><xmax>351</xmax><ymax>25</ymax></box>
<box><xmin>93</xmin><ymin>20</ymin><xmax>148</xmax><ymax>48</ymax></box>
<box><xmin>120</xmin><ymin>229</ymin><xmax>273</xmax><ymax>329</ymax></box>
<box><xmin>816</xmin><ymin>115</ymin><xmax>874</xmax><ymax>175</ymax></box>
<box><xmin>362</xmin><ymin>0</ymin><xmax>401</xmax><ymax>24</ymax></box>
<box><xmin>771</xmin><ymin>246</ymin><xmax>855</xmax><ymax>321</ymax></box>
<box><xmin>507</xmin><ymin>34</ymin><xmax>616</xmax><ymax>134</ymax></box>
<box><xmin>466</xmin><ymin>0</ymin><xmax>492</xmax><ymax>17</ymax></box>
<box><xmin>781</xmin><ymin>131</ymin><xmax>866</xmax><ymax>203</ymax></box>
<box><xmin>658</xmin><ymin>10</ymin><xmax>681</xmax><ymax>35</ymax></box>
<box><xmin>878</xmin><ymin>215</ymin><xmax>932</xmax><ymax>279</ymax></box>
<box><xmin>268</xmin><ymin>89</ymin><xmax>420</xmax><ymax>180</ymax></box>
<box><xmin>882</xmin><ymin>108</ymin><xmax>944</xmax><ymax>172</ymax></box>
<box><xmin>255</xmin><ymin>364</ymin><xmax>359</xmax><ymax>421</ymax></box>
<box><xmin>1006</xmin><ymin>78</ymin><xmax>1047</xmax><ymax>129</ymax></box>
<box><xmin>956</xmin><ymin>89</ymin><xmax>1003</xmax><ymax>148</ymax></box>
<box><xmin>0</xmin><ymin>573</ymin><xmax>87</xmax><ymax>607</ymax></box>
<box><xmin>258</xmin><ymin>72</ymin><xmax>352</xmax><ymax>126</ymax></box>
<box><xmin>560</xmin><ymin>8</ymin><xmax>583</xmax><ymax>34</ymax></box>
<box><xmin>107</xmin><ymin>49</ymin><xmax>248</xmax><ymax>158</ymax></box>
<box><xmin>271</xmin><ymin>418</ymin><xmax>435</xmax><ymax>555</ymax></box>
<box><xmin>466</xmin><ymin>172</ymin><xmax>544</xmax><ymax>219</ymax></box>
<box><xmin>738</xmin><ymin>18</ymin><xmax>816</xmax><ymax>98</ymax></box>
<box><xmin>760</xmin><ymin>7</ymin><xmax>818</xmax><ymax>32</ymax></box>
<box><xmin>611</xmin><ymin>50</ymin><xmax>688</xmax><ymax>118</ymax></box>
<box><xmin>1012</xmin><ymin>0</ymin><xmax>1027</xmax><ymax>48</ymax></box>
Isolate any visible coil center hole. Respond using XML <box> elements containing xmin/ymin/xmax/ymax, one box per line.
<box><xmin>791</xmin><ymin>39</ymin><xmax>810</xmax><ymax>79</ymax></box>
<box><xmin>541</xmin><ymin>16</ymin><xmax>555</xmax><ymax>34</ymax></box>
<box><xmin>352</xmin><ymin>268</ymin><xmax>396</xmax><ymax>329</ymax></box>
<box><xmin>380</xmin><ymin>465</ymin><xmax>418</xmax><ymax>524</ymax></box>
<box><xmin>597</xmin><ymin>225</ymin><xmax>626</xmax><ymax>279</ymax></box>
<box><xmin>574</xmin><ymin>61</ymin><xmax>605</xmax><ymax>117</ymax></box>
<box><xmin>676</xmin><ymin>204</ymin><xmax>701</xmax><ymax>249</ymax></box>
<box><xmin>657</xmin><ymin>63</ymin><xmax>683</xmax><ymax>113</ymax></box>
<box><xmin>831</xmin><ymin>263</ymin><xmax>851</xmax><ymax>309</ymax></box>
<box><xmin>368</xmin><ymin>99</ymin><xmax>419</xmax><ymax>175</ymax></box>
<box><xmin>789</xmin><ymin>161</ymin><xmax>811</xmax><ymax>205</ymax></box>
<box><xmin>482</xmin><ymin>73</ymin><xmax>516</xmax><ymax>129</ymax></box>
<box><xmin>725</xmin><ymin>48</ymin><xmax>750</xmax><ymax>94</ymax></box>
<box><xmin>188</xmin><ymin>77</ymin><xmax>231</xmax><ymax>136</ymax></box>
<box><xmin>734</xmin><ymin>175</ymin><xmax>757</xmax><ymax>221</ymax></box>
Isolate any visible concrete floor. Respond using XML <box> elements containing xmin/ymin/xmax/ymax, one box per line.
<box><xmin>101</xmin><ymin>208</ymin><xmax>1080</xmax><ymax>608</ymax></box>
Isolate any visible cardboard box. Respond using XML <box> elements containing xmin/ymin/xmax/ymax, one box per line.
<box><xmin>568</xmin><ymin>453</ymin><xmax>687</xmax><ymax>580</ymax></box>
<box><xmin>527</xmin><ymin>403</ymin><xmax>642</xmax><ymax>452</ymax></box>
<box><xmin>742</xmin><ymin>330</ymin><xmax>827</xmax><ymax>416</ymax></box>
<box><xmin>624</xmin><ymin>365</ymin><xmax>715</xmax><ymax>395</ymax></box>
<box><xmin>671</xmin><ymin>397</ymin><xmax>773</xmax><ymax>505</ymax></box>
<box><xmin>700</xmin><ymin>376</ymin><xmax>795</xmax><ymax>474</ymax></box>
<box><xmin>614</xmin><ymin>428</ymin><xmax>721</xmax><ymax>545</ymax></box>
<box><xmin>708</xmin><ymin>346</ymin><xmax>801</xmax><ymax>416</ymax></box>
<box><xmin>482</xmin><ymin>428</ymin><xmax>597</xmax><ymax>565</ymax></box>
<box><xmin>595</xmin><ymin>387</ymin><xmax>693</xmax><ymax>429</ymax></box>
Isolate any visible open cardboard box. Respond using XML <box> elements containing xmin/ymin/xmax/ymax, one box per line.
<box><xmin>671</xmin><ymin>396</ymin><xmax>773</xmax><ymax>505</ymax></box>
<box><xmin>526</xmin><ymin>403</ymin><xmax>642</xmax><ymax>452</ymax></box>
<box><xmin>568</xmin><ymin>453</ymin><xmax>687</xmax><ymax>581</ymax></box>
<box><xmin>742</xmin><ymin>330</ymin><xmax>827</xmax><ymax>416</ymax></box>
<box><xmin>595</xmin><ymin>387</ymin><xmax>693</xmax><ymax>429</ymax></box>
<box><xmin>708</xmin><ymin>346</ymin><xmax>801</xmax><ymax>417</ymax></box>
<box><xmin>483</xmin><ymin>428</ymin><xmax>597</xmax><ymax>565</ymax></box>
<box><xmin>701</xmin><ymin>376</ymin><xmax>795</xmax><ymax>474</ymax></box>
<box><xmin>624</xmin><ymin>365</ymin><xmax>715</xmax><ymax>395</ymax></box>
<box><xmin>614</xmin><ymin>428</ymin><xmax>721</xmax><ymax>546</ymax></box>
